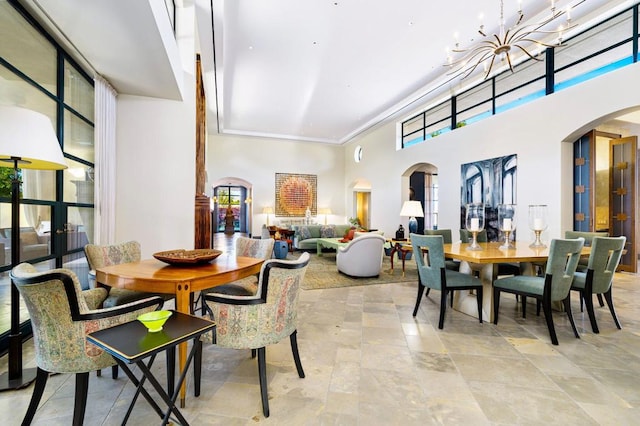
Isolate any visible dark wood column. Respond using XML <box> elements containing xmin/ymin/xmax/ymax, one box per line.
<box><xmin>194</xmin><ymin>54</ymin><xmax>211</xmax><ymax>248</ymax></box>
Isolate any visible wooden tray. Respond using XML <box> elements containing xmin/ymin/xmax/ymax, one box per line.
<box><xmin>153</xmin><ymin>249</ymin><xmax>223</xmax><ymax>265</ymax></box>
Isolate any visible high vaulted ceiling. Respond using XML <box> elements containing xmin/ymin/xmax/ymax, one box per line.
<box><xmin>19</xmin><ymin>0</ymin><xmax>635</xmax><ymax>144</ymax></box>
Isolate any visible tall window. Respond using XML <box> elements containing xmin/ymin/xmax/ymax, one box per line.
<box><xmin>0</xmin><ymin>1</ymin><xmax>95</xmax><ymax>349</ymax></box>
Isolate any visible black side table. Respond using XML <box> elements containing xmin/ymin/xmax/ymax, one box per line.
<box><xmin>87</xmin><ymin>310</ymin><xmax>215</xmax><ymax>425</ymax></box>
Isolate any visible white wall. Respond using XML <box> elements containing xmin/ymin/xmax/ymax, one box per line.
<box><xmin>343</xmin><ymin>62</ymin><xmax>640</xmax><ymax>244</ymax></box>
<box><xmin>206</xmin><ymin>133</ymin><xmax>345</xmax><ymax>236</ymax></box>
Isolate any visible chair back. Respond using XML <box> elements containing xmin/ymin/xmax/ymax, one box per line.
<box><xmin>544</xmin><ymin>238</ymin><xmax>585</xmax><ymax>301</ymax></box>
<box><xmin>411</xmin><ymin>234</ymin><xmax>445</xmax><ymax>290</ymax></box>
<box><xmin>586</xmin><ymin>236</ymin><xmax>626</xmax><ymax>293</ymax></box>
<box><xmin>235</xmin><ymin>236</ymin><xmax>275</xmax><ymax>260</ymax></box>
<box><xmin>84</xmin><ymin>240</ymin><xmax>141</xmax><ymax>270</ymax></box>
<box><xmin>425</xmin><ymin>229</ymin><xmax>452</xmax><ymax>244</ymax></box>
<box><xmin>565</xmin><ymin>231</ymin><xmax>609</xmax><ymax>246</ymax></box>
<box><xmin>10</xmin><ymin>264</ymin><xmax>115</xmax><ymax>373</ymax></box>
<box><xmin>213</xmin><ymin>252</ymin><xmax>311</xmax><ymax>349</ymax></box>
<box><xmin>459</xmin><ymin>229</ymin><xmax>488</xmax><ymax>243</ymax></box>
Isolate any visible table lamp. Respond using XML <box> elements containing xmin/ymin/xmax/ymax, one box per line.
<box><xmin>263</xmin><ymin>206</ymin><xmax>274</xmax><ymax>226</ymax></box>
<box><xmin>319</xmin><ymin>208</ymin><xmax>332</xmax><ymax>225</ymax></box>
<box><xmin>400</xmin><ymin>200</ymin><xmax>424</xmax><ymax>234</ymax></box>
<box><xmin>0</xmin><ymin>106</ymin><xmax>68</xmax><ymax>391</ymax></box>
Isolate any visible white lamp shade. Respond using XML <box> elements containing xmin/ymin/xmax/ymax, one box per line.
<box><xmin>263</xmin><ymin>207</ymin><xmax>274</xmax><ymax>214</ymax></box>
<box><xmin>400</xmin><ymin>200</ymin><xmax>424</xmax><ymax>218</ymax></box>
<box><xmin>0</xmin><ymin>106</ymin><xmax>67</xmax><ymax>170</ymax></box>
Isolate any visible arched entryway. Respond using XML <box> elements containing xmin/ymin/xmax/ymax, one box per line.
<box><xmin>402</xmin><ymin>163</ymin><xmax>439</xmax><ymax>233</ymax></box>
<box><xmin>210</xmin><ymin>177</ymin><xmax>253</xmax><ymax>236</ymax></box>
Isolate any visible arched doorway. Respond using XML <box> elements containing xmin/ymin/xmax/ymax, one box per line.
<box><xmin>402</xmin><ymin>163</ymin><xmax>439</xmax><ymax>233</ymax></box>
<box><xmin>210</xmin><ymin>177</ymin><xmax>253</xmax><ymax>235</ymax></box>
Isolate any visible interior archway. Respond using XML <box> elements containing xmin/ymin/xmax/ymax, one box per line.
<box><xmin>401</xmin><ymin>163</ymin><xmax>439</xmax><ymax>233</ymax></box>
<box><xmin>210</xmin><ymin>177</ymin><xmax>253</xmax><ymax>236</ymax></box>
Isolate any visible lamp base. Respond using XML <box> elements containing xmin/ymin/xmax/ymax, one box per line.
<box><xmin>0</xmin><ymin>367</ymin><xmax>37</xmax><ymax>392</ymax></box>
<box><xmin>408</xmin><ymin>217</ymin><xmax>418</xmax><ymax>234</ymax></box>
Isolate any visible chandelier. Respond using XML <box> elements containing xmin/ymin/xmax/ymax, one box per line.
<box><xmin>446</xmin><ymin>0</ymin><xmax>575</xmax><ymax>80</ymax></box>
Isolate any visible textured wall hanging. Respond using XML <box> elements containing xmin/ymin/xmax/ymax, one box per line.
<box><xmin>275</xmin><ymin>173</ymin><xmax>317</xmax><ymax>217</ymax></box>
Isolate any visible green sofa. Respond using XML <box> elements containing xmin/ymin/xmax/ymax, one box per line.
<box><xmin>292</xmin><ymin>224</ymin><xmax>353</xmax><ymax>250</ymax></box>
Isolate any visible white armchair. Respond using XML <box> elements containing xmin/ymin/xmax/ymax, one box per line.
<box><xmin>336</xmin><ymin>233</ymin><xmax>386</xmax><ymax>277</ymax></box>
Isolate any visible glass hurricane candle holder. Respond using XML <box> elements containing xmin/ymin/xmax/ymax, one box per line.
<box><xmin>498</xmin><ymin>204</ymin><xmax>517</xmax><ymax>249</ymax></box>
<box><xmin>528</xmin><ymin>204</ymin><xmax>548</xmax><ymax>248</ymax></box>
<box><xmin>465</xmin><ymin>203</ymin><xmax>485</xmax><ymax>251</ymax></box>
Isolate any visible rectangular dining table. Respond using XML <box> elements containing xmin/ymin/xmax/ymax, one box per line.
<box><xmin>95</xmin><ymin>254</ymin><xmax>264</xmax><ymax>407</ymax></box>
<box><xmin>442</xmin><ymin>241</ymin><xmax>590</xmax><ymax>322</ymax></box>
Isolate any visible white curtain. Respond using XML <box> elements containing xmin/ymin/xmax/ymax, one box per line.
<box><xmin>94</xmin><ymin>75</ymin><xmax>117</xmax><ymax>245</ymax></box>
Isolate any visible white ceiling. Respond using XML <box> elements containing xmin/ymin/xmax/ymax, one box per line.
<box><xmin>19</xmin><ymin>0</ymin><xmax>638</xmax><ymax>144</ymax></box>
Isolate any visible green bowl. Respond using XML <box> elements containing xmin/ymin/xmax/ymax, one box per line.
<box><xmin>137</xmin><ymin>310</ymin><xmax>172</xmax><ymax>333</ymax></box>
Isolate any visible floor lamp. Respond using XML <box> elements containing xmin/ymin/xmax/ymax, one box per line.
<box><xmin>0</xmin><ymin>106</ymin><xmax>67</xmax><ymax>391</ymax></box>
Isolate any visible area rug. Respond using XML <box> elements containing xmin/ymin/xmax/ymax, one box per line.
<box><xmin>291</xmin><ymin>252</ymin><xmax>419</xmax><ymax>290</ymax></box>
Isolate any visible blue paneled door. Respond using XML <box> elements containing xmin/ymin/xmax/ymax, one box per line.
<box><xmin>573</xmin><ymin>131</ymin><xmax>594</xmax><ymax>231</ymax></box>
<box><xmin>610</xmin><ymin>136</ymin><xmax>637</xmax><ymax>273</ymax></box>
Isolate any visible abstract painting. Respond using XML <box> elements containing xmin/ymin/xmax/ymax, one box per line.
<box><xmin>275</xmin><ymin>173</ymin><xmax>317</xmax><ymax>217</ymax></box>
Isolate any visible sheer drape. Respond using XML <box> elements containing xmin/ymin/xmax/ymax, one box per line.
<box><xmin>94</xmin><ymin>75</ymin><xmax>117</xmax><ymax>245</ymax></box>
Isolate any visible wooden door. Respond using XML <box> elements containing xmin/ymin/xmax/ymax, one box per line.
<box><xmin>609</xmin><ymin>136</ymin><xmax>637</xmax><ymax>273</ymax></box>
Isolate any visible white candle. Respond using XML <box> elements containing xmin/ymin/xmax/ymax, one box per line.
<box><xmin>503</xmin><ymin>218</ymin><xmax>512</xmax><ymax>231</ymax></box>
<box><xmin>470</xmin><ymin>218</ymin><xmax>480</xmax><ymax>231</ymax></box>
<box><xmin>533</xmin><ymin>218</ymin><xmax>543</xmax><ymax>230</ymax></box>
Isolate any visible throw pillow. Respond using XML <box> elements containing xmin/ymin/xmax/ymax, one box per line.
<box><xmin>320</xmin><ymin>225</ymin><xmax>335</xmax><ymax>238</ymax></box>
<box><xmin>298</xmin><ymin>226</ymin><xmax>312</xmax><ymax>241</ymax></box>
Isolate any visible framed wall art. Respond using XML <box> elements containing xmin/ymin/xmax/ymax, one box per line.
<box><xmin>275</xmin><ymin>173</ymin><xmax>317</xmax><ymax>217</ymax></box>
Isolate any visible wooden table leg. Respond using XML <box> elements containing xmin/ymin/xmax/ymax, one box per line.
<box><xmin>175</xmin><ymin>284</ymin><xmax>191</xmax><ymax>408</ymax></box>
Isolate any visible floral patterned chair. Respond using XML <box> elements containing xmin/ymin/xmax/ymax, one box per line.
<box><xmin>204</xmin><ymin>252</ymin><xmax>310</xmax><ymax>417</ymax></box>
<box><xmin>198</xmin><ymin>237</ymin><xmax>274</xmax><ymax>314</ymax></box>
<box><xmin>11</xmin><ymin>263</ymin><xmax>163</xmax><ymax>426</ymax></box>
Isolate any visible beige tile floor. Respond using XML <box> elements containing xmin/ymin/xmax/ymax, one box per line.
<box><xmin>1</xmin><ymin>234</ymin><xmax>639</xmax><ymax>425</ymax></box>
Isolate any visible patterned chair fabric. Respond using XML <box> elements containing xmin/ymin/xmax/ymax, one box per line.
<box><xmin>204</xmin><ymin>252</ymin><xmax>310</xmax><ymax>417</ymax></box>
<box><xmin>84</xmin><ymin>241</ymin><xmax>157</xmax><ymax>308</ymax></box>
<box><xmin>571</xmin><ymin>236</ymin><xmax>626</xmax><ymax>333</ymax></box>
<box><xmin>11</xmin><ymin>263</ymin><xmax>163</xmax><ymax>425</ymax></box>
<box><xmin>410</xmin><ymin>234</ymin><xmax>483</xmax><ymax>329</ymax></box>
<box><xmin>493</xmin><ymin>238</ymin><xmax>585</xmax><ymax>345</ymax></box>
<box><xmin>201</xmin><ymin>237</ymin><xmax>275</xmax><ymax>301</ymax></box>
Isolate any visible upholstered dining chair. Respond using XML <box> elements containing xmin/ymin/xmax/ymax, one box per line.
<box><xmin>85</xmin><ymin>241</ymin><xmax>162</xmax><ymax>308</ymax></box>
<box><xmin>570</xmin><ymin>236</ymin><xmax>625</xmax><ymax>333</ymax></box>
<box><xmin>204</xmin><ymin>252</ymin><xmax>310</xmax><ymax>417</ymax></box>
<box><xmin>410</xmin><ymin>234</ymin><xmax>483</xmax><ymax>329</ymax></box>
<box><xmin>493</xmin><ymin>238</ymin><xmax>585</xmax><ymax>345</ymax></box>
<box><xmin>11</xmin><ymin>263</ymin><xmax>163</xmax><ymax>426</ymax></box>
<box><xmin>336</xmin><ymin>233</ymin><xmax>386</xmax><ymax>277</ymax></box>
<box><xmin>565</xmin><ymin>230</ymin><xmax>610</xmax><ymax>307</ymax></box>
<box><xmin>424</xmin><ymin>229</ymin><xmax>459</xmax><ymax>272</ymax></box>
<box><xmin>198</xmin><ymin>236</ymin><xmax>275</xmax><ymax>314</ymax></box>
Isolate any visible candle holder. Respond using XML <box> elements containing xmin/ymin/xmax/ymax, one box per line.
<box><xmin>498</xmin><ymin>204</ymin><xmax>516</xmax><ymax>249</ymax></box>
<box><xmin>528</xmin><ymin>204</ymin><xmax>548</xmax><ymax>248</ymax></box>
<box><xmin>465</xmin><ymin>203</ymin><xmax>485</xmax><ymax>251</ymax></box>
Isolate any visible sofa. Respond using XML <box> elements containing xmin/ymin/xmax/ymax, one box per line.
<box><xmin>0</xmin><ymin>226</ymin><xmax>50</xmax><ymax>262</ymax></box>
<box><xmin>291</xmin><ymin>224</ymin><xmax>353</xmax><ymax>250</ymax></box>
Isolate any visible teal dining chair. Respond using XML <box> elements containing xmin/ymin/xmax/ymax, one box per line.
<box><xmin>410</xmin><ymin>234</ymin><xmax>483</xmax><ymax>329</ymax></box>
<box><xmin>493</xmin><ymin>238</ymin><xmax>585</xmax><ymax>345</ymax></box>
<box><xmin>570</xmin><ymin>236</ymin><xmax>625</xmax><ymax>333</ymax></box>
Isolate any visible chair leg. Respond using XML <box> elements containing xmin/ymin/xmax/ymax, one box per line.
<box><xmin>257</xmin><ymin>347</ymin><xmax>269</xmax><ymax>417</ymax></box>
<box><xmin>583</xmin><ymin>288</ymin><xmax>600</xmax><ymax>334</ymax></box>
<box><xmin>193</xmin><ymin>339</ymin><xmax>202</xmax><ymax>397</ymax></box>
<box><xmin>22</xmin><ymin>367</ymin><xmax>49</xmax><ymax>425</ymax></box>
<box><xmin>438</xmin><ymin>287</ymin><xmax>447</xmax><ymax>330</ymax></box>
<box><xmin>425</xmin><ymin>288</ymin><xmax>430</xmax><ymax>297</ymax></box>
<box><xmin>289</xmin><ymin>331</ymin><xmax>305</xmax><ymax>378</ymax></box>
<box><xmin>597</xmin><ymin>293</ymin><xmax>605</xmax><ymax>307</ymax></box>
<box><xmin>476</xmin><ymin>287</ymin><xmax>483</xmax><ymax>323</ymax></box>
<box><xmin>73</xmin><ymin>372</ymin><xmax>89</xmax><ymax>426</ymax></box>
<box><xmin>603</xmin><ymin>288</ymin><xmax>622</xmax><ymax>330</ymax></box>
<box><xmin>522</xmin><ymin>295</ymin><xmax>527</xmax><ymax>318</ymax></box>
<box><xmin>111</xmin><ymin>365</ymin><xmax>118</xmax><ymax>379</ymax></box>
<box><xmin>492</xmin><ymin>287</ymin><xmax>501</xmax><ymax>325</ymax></box>
<box><xmin>251</xmin><ymin>349</ymin><xmax>257</xmax><ymax>359</ymax></box>
<box><xmin>563</xmin><ymin>296</ymin><xmax>580</xmax><ymax>339</ymax></box>
<box><xmin>412</xmin><ymin>285</ymin><xmax>425</xmax><ymax>317</ymax></box>
<box><xmin>450</xmin><ymin>290</ymin><xmax>454</xmax><ymax>308</ymax></box>
<box><xmin>541</xmin><ymin>299</ymin><xmax>559</xmax><ymax>345</ymax></box>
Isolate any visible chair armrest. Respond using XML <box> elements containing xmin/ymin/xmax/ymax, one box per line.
<box><xmin>204</xmin><ymin>292</ymin><xmax>264</xmax><ymax>306</ymax></box>
<box><xmin>82</xmin><ymin>288</ymin><xmax>108</xmax><ymax>310</ymax></box>
<box><xmin>78</xmin><ymin>296</ymin><xmax>165</xmax><ymax>321</ymax></box>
